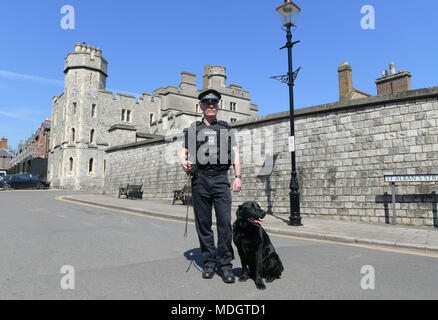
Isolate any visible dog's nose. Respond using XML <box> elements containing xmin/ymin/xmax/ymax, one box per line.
<box><xmin>259</xmin><ymin>209</ymin><xmax>266</xmax><ymax>219</ymax></box>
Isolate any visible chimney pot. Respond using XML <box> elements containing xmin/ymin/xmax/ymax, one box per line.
<box><xmin>390</xmin><ymin>62</ymin><xmax>396</xmax><ymax>75</ymax></box>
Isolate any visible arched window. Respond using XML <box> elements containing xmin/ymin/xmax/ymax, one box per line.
<box><xmin>88</xmin><ymin>158</ymin><xmax>94</xmax><ymax>174</ymax></box>
<box><xmin>70</xmin><ymin>128</ymin><xmax>75</xmax><ymax>144</ymax></box>
<box><xmin>69</xmin><ymin>157</ymin><xmax>74</xmax><ymax>173</ymax></box>
<box><xmin>90</xmin><ymin>129</ymin><xmax>95</xmax><ymax>144</ymax></box>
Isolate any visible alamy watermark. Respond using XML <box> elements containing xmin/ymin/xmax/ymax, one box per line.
<box><xmin>165</xmin><ymin>127</ymin><xmax>275</xmax><ymax>176</ymax></box>
<box><xmin>60</xmin><ymin>265</ymin><xmax>75</xmax><ymax>290</ymax></box>
<box><xmin>60</xmin><ymin>5</ymin><xmax>75</xmax><ymax>30</ymax></box>
<box><xmin>361</xmin><ymin>5</ymin><xmax>375</xmax><ymax>30</ymax></box>
<box><xmin>360</xmin><ymin>265</ymin><xmax>375</xmax><ymax>290</ymax></box>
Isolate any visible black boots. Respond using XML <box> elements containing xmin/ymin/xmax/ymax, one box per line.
<box><xmin>202</xmin><ymin>265</ymin><xmax>235</xmax><ymax>284</ymax></box>
<box><xmin>219</xmin><ymin>268</ymin><xmax>235</xmax><ymax>284</ymax></box>
<box><xmin>202</xmin><ymin>264</ymin><xmax>216</xmax><ymax>279</ymax></box>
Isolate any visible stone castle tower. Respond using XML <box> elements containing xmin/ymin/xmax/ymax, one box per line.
<box><xmin>49</xmin><ymin>43</ymin><xmax>112</xmax><ymax>190</ymax></box>
<box><xmin>48</xmin><ymin>43</ymin><xmax>258</xmax><ymax>190</ymax></box>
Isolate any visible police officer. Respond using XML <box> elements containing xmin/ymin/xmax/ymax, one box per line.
<box><xmin>179</xmin><ymin>89</ymin><xmax>242</xmax><ymax>284</ymax></box>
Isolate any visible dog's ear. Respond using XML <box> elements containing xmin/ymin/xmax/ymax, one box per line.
<box><xmin>236</xmin><ymin>205</ymin><xmax>242</xmax><ymax>217</ymax></box>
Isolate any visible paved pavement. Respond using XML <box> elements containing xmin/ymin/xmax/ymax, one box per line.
<box><xmin>62</xmin><ymin>193</ymin><xmax>438</xmax><ymax>253</ymax></box>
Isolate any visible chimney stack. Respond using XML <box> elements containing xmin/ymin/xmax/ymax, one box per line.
<box><xmin>180</xmin><ymin>71</ymin><xmax>197</xmax><ymax>94</ymax></box>
<box><xmin>389</xmin><ymin>62</ymin><xmax>396</xmax><ymax>75</ymax></box>
<box><xmin>375</xmin><ymin>63</ymin><xmax>412</xmax><ymax>96</ymax></box>
<box><xmin>0</xmin><ymin>137</ymin><xmax>7</xmax><ymax>149</ymax></box>
<box><xmin>338</xmin><ymin>62</ymin><xmax>353</xmax><ymax>100</ymax></box>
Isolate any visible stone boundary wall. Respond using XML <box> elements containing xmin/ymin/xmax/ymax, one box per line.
<box><xmin>103</xmin><ymin>87</ymin><xmax>438</xmax><ymax>227</ymax></box>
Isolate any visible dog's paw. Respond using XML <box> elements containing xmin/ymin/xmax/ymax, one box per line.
<box><xmin>255</xmin><ymin>279</ymin><xmax>266</xmax><ymax>290</ymax></box>
<box><xmin>239</xmin><ymin>275</ymin><xmax>249</xmax><ymax>282</ymax></box>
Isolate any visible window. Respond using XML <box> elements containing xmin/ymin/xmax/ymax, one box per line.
<box><xmin>70</xmin><ymin>128</ymin><xmax>76</xmax><ymax>144</ymax></box>
<box><xmin>149</xmin><ymin>113</ymin><xmax>154</xmax><ymax>125</ymax></box>
<box><xmin>73</xmin><ymin>102</ymin><xmax>77</xmax><ymax>115</ymax></box>
<box><xmin>69</xmin><ymin>157</ymin><xmax>74</xmax><ymax>173</ymax></box>
<box><xmin>90</xmin><ymin>129</ymin><xmax>95</xmax><ymax>144</ymax></box>
<box><xmin>122</xmin><ymin>109</ymin><xmax>132</xmax><ymax>122</ymax></box>
<box><xmin>103</xmin><ymin>160</ymin><xmax>106</xmax><ymax>174</ymax></box>
<box><xmin>88</xmin><ymin>158</ymin><xmax>94</xmax><ymax>174</ymax></box>
<box><xmin>89</xmin><ymin>73</ymin><xmax>93</xmax><ymax>86</ymax></box>
<box><xmin>91</xmin><ymin>104</ymin><xmax>96</xmax><ymax>118</ymax></box>
<box><xmin>196</xmin><ymin>104</ymin><xmax>199</xmax><ymax>113</ymax></box>
<box><xmin>230</xmin><ymin>118</ymin><xmax>237</xmax><ymax>123</ymax></box>
<box><xmin>230</xmin><ymin>102</ymin><xmax>236</xmax><ymax>112</ymax></box>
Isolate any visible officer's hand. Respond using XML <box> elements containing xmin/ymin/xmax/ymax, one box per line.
<box><xmin>182</xmin><ymin>161</ymin><xmax>192</xmax><ymax>174</ymax></box>
<box><xmin>233</xmin><ymin>178</ymin><xmax>242</xmax><ymax>193</ymax></box>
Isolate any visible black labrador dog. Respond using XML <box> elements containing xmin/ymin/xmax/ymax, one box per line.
<box><xmin>233</xmin><ymin>201</ymin><xmax>284</xmax><ymax>290</ymax></box>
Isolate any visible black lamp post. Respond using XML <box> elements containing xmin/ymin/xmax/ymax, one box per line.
<box><xmin>273</xmin><ymin>0</ymin><xmax>303</xmax><ymax>226</ymax></box>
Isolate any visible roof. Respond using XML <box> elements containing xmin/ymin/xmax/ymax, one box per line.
<box><xmin>41</xmin><ymin>121</ymin><xmax>51</xmax><ymax>130</ymax></box>
<box><xmin>0</xmin><ymin>148</ymin><xmax>14</xmax><ymax>158</ymax></box>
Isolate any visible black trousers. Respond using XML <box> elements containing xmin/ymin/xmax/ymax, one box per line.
<box><xmin>192</xmin><ymin>173</ymin><xmax>234</xmax><ymax>269</ymax></box>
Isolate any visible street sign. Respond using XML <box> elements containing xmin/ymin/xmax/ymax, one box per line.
<box><xmin>384</xmin><ymin>175</ymin><xmax>438</xmax><ymax>183</ymax></box>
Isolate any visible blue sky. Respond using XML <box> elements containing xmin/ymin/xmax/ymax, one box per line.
<box><xmin>0</xmin><ymin>0</ymin><xmax>437</xmax><ymax>150</ymax></box>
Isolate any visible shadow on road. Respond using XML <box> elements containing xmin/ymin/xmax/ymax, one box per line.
<box><xmin>184</xmin><ymin>248</ymin><xmax>243</xmax><ymax>278</ymax></box>
<box><xmin>184</xmin><ymin>248</ymin><xmax>203</xmax><ymax>273</ymax></box>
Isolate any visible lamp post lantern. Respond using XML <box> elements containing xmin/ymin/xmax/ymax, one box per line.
<box><xmin>274</xmin><ymin>0</ymin><xmax>303</xmax><ymax>226</ymax></box>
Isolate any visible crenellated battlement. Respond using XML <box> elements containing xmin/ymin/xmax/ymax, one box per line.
<box><xmin>74</xmin><ymin>42</ymin><xmax>102</xmax><ymax>57</ymax></box>
<box><xmin>203</xmin><ymin>64</ymin><xmax>227</xmax><ymax>89</ymax></box>
<box><xmin>64</xmin><ymin>42</ymin><xmax>108</xmax><ymax>91</ymax></box>
<box><xmin>206</xmin><ymin>65</ymin><xmax>226</xmax><ymax>76</ymax></box>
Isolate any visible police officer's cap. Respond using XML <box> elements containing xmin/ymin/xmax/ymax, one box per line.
<box><xmin>198</xmin><ymin>89</ymin><xmax>221</xmax><ymax>104</ymax></box>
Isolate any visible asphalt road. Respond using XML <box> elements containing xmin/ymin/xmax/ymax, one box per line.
<box><xmin>1</xmin><ymin>190</ymin><xmax>437</xmax><ymax>300</ymax></box>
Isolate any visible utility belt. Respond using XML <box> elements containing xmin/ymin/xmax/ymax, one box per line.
<box><xmin>197</xmin><ymin>169</ymin><xmax>228</xmax><ymax>177</ymax></box>
<box><xmin>188</xmin><ymin>164</ymin><xmax>228</xmax><ymax>177</ymax></box>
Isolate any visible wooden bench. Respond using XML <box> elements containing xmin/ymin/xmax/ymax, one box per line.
<box><xmin>119</xmin><ymin>184</ymin><xmax>143</xmax><ymax>200</ymax></box>
<box><xmin>173</xmin><ymin>184</ymin><xmax>192</xmax><ymax>205</ymax></box>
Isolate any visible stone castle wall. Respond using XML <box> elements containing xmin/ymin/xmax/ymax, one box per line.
<box><xmin>103</xmin><ymin>87</ymin><xmax>438</xmax><ymax>227</ymax></box>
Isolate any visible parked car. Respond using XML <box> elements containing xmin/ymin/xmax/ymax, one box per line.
<box><xmin>0</xmin><ymin>176</ymin><xmax>11</xmax><ymax>190</ymax></box>
<box><xmin>0</xmin><ymin>174</ymin><xmax>50</xmax><ymax>190</ymax></box>
<box><xmin>0</xmin><ymin>171</ymin><xmax>6</xmax><ymax>177</ymax></box>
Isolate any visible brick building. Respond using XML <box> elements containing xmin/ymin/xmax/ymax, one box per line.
<box><xmin>8</xmin><ymin>119</ymin><xmax>51</xmax><ymax>178</ymax></box>
<box><xmin>0</xmin><ymin>137</ymin><xmax>14</xmax><ymax>170</ymax></box>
